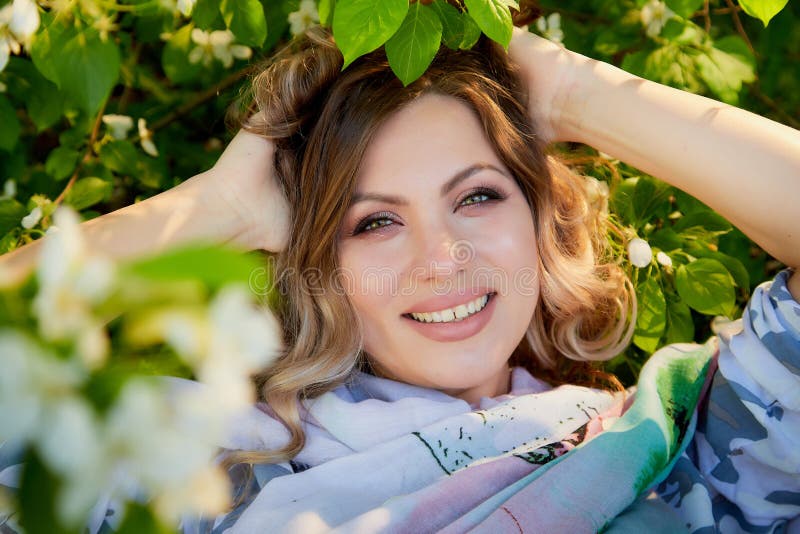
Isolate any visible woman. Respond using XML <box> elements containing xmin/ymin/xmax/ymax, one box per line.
<box><xmin>2</xmin><ymin>23</ymin><xmax>799</xmax><ymax>533</ymax></box>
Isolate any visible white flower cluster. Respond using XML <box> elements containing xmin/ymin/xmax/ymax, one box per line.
<box><xmin>640</xmin><ymin>0</ymin><xmax>675</xmax><ymax>38</ymax></box>
<box><xmin>188</xmin><ymin>29</ymin><xmax>252</xmax><ymax>68</ymax></box>
<box><xmin>101</xmin><ymin>114</ymin><xmax>159</xmax><ymax>157</ymax></box>
<box><xmin>0</xmin><ymin>207</ymin><xmax>283</xmax><ymax>527</ymax></box>
<box><xmin>287</xmin><ymin>0</ymin><xmax>319</xmax><ymax>37</ymax></box>
<box><xmin>0</xmin><ymin>0</ymin><xmax>40</xmax><ymax>72</ymax></box>
<box><xmin>535</xmin><ymin>13</ymin><xmax>564</xmax><ymax>44</ymax></box>
<box><xmin>627</xmin><ymin>236</ymin><xmax>673</xmax><ymax>269</ymax></box>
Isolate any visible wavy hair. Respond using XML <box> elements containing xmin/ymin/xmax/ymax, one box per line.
<box><xmin>231</xmin><ymin>26</ymin><xmax>634</xmax><ymax>465</ymax></box>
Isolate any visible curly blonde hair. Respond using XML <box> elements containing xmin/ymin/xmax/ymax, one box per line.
<box><xmin>233</xmin><ymin>26</ymin><xmax>634</xmax><ymax>465</ymax></box>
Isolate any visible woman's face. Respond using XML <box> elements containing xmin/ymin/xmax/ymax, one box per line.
<box><xmin>337</xmin><ymin>93</ymin><xmax>540</xmax><ymax>404</ymax></box>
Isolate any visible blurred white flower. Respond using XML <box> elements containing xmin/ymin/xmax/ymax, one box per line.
<box><xmin>656</xmin><ymin>251</ymin><xmax>673</xmax><ymax>268</ymax></box>
<box><xmin>0</xmin><ymin>330</ymin><xmax>85</xmax><ymax>444</ymax></box>
<box><xmin>0</xmin><ymin>0</ymin><xmax>40</xmax><ymax>72</ymax></box>
<box><xmin>640</xmin><ymin>0</ymin><xmax>674</xmax><ymax>38</ymax></box>
<box><xmin>33</xmin><ymin>208</ymin><xmax>116</xmax><ymax>368</ymax></box>
<box><xmin>102</xmin><ymin>114</ymin><xmax>134</xmax><ymax>140</ymax></box>
<box><xmin>138</xmin><ymin>118</ymin><xmax>158</xmax><ymax>157</ymax></box>
<box><xmin>628</xmin><ymin>237</ymin><xmax>653</xmax><ymax>268</ymax></box>
<box><xmin>21</xmin><ymin>205</ymin><xmax>42</xmax><ymax>229</ymax></box>
<box><xmin>105</xmin><ymin>379</ymin><xmax>231</xmax><ymax>521</ymax></box>
<box><xmin>535</xmin><ymin>12</ymin><xmax>564</xmax><ymax>44</ymax></box>
<box><xmin>583</xmin><ymin>176</ymin><xmax>609</xmax><ymax>216</ymax></box>
<box><xmin>177</xmin><ymin>0</ymin><xmax>196</xmax><ymax>17</ymax></box>
<box><xmin>2</xmin><ymin>178</ymin><xmax>15</xmax><ymax>198</ymax></box>
<box><xmin>288</xmin><ymin>0</ymin><xmax>319</xmax><ymax>37</ymax></box>
<box><xmin>92</xmin><ymin>13</ymin><xmax>118</xmax><ymax>41</ymax></box>
<box><xmin>188</xmin><ymin>29</ymin><xmax>251</xmax><ymax>68</ymax></box>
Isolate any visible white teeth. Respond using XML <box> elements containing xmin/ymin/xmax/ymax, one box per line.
<box><xmin>409</xmin><ymin>294</ymin><xmax>491</xmax><ymax>324</ymax></box>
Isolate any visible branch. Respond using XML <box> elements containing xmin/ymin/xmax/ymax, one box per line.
<box><xmin>150</xmin><ymin>66</ymin><xmax>251</xmax><ymax>133</ymax></box>
<box><xmin>53</xmin><ymin>100</ymin><xmax>108</xmax><ymax>208</ymax></box>
<box><xmin>722</xmin><ymin>0</ymin><xmax>755</xmax><ymax>55</ymax></box>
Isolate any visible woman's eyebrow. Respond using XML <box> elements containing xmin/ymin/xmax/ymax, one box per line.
<box><xmin>350</xmin><ymin>163</ymin><xmax>511</xmax><ymax>206</ymax></box>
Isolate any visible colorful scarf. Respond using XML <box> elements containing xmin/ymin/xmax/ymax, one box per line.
<box><xmin>217</xmin><ymin>340</ymin><xmax>717</xmax><ymax>533</ymax></box>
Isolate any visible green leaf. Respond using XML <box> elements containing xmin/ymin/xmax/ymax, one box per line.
<box><xmin>0</xmin><ymin>95</ymin><xmax>21</xmax><ymax>151</ymax></box>
<box><xmin>665</xmin><ymin>298</ymin><xmax>695</xmax><ymax>344</ymax></box>
<box><xmin>673</xmin><ymin>211</ymin><xmax>732</xmax><ymax>233</ymax></box>
<box><xmin>649</xmin><ymin>228</ymin><xmax>684</xmax><ymax>253</ymax></box>
<box><xmin>123</xmin><ymin>244</ymin><xmax>264</xmax><ymax>292</ymax></box>
<box><xmin>30</xmin><ymin>19</ymin><xmax>120</xmax><ymax>115</ymax></box>
<box><xmin>162</xmin><ymin>24</ymin><xmax>204</xmax><ymax>84</ymax></box>
<box><xmin>99</xmin><ymin>140</ymin><xmax>140</xmax><ymax>175</ymax></box>
<box><xmin>116</xmin><ymin>503</ymin><xmax>172</xmax><ymax>534</ymax></box>
<box><xmin>463</xmin><ymin>0</ymin><xmax>513</xmax><ymax>48</ymax></box>
<box><xmin>386</xmin><ymin>2</ymin><xmax>443</xmax><ymax>86</ymax></box>
<box><xmin>738</xmin><ymin>0</ymin><xmax>789</xmax><ymax>26</ymax></box>
<box><xmin>220</xmin><ymin>0</ymin><xmax>267</xmax><ymax>47</ymax></box>
<box><xmin>192</xmin><ymin>0</ymin><xmax>223</xmax><ymax>29</ymax></box>
<box><xmin>4</xmin><ymin>58</ymin><xmax>64</xmax><ymax>131</ymax></box>
<box><xmin>19</xmin><ymin>450</ymin><xmax>74</xmax><ymax>534</ymax></box>
<box><xmin>64</xmin><ymin>177</ymin><xmax>113</xmax><ymax>211</ymax></box>
<box><xmin>632</xmin><ymin>175</ymin><xmax>672</xmax><ymax>226</ymax></box>
<box><xmin>333</xmin><ymin>0</ymin><xmax>409</xmax><ymax>68</ymax></box>
<box><xmin>696</xmin><ymin>36</ymin><xmax>755</xmax><ymax>105</ymax></box>
<box><xmin>319</xmin><ymin>0</ymin><xmax>334</xmax><ymax>26</ymax></box>
<box><xmin>634</xmin><ymin>276</ymin><xmax>667</xmax><ymax>353</ymax></box>
<box><xmin>675</xmin><ymin>258</ymin><xmax>735</xmax><ymax>316</ymax></box>
<box><xmin>431</xmin><ymin>0</ymin><xmax>464</xmax><ymax>50</ymax></box>
<box><xmin>664</xmin><ymin>0</ymin><xmax>703</xmax><ymax>18</ymax></box>
<box><xmin>0</xmin><ymin>198</ymin><xmax>27</xmax><ymax>236</ymax></box>
<box><xmin>45</xmin><ymin>146</ymin><xmax>81</xmax><ymax>181</ymax></box>
<box><xmin>459</xmin><ymin>13</ymin><xmax>483</xmax><ymax>49</ymax></box>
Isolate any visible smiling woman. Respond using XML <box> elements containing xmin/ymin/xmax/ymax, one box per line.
<box><xmin>238</xmin><ymin>26</ymin><xmax>633</xmax><ymax>465</ymax></box>
<box><xmin>1</xmin><ymin>11</ymin><xmax>799</xmax><ymax>534</ymax></box>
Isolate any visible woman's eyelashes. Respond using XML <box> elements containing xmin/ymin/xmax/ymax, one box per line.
<box><xmin>349</xmin><ymin>185</ymin><xmax>507</xmax><ymax>236</ymax></box>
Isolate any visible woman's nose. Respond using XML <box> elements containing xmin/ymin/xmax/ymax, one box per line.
<box><xmin>409</xmin><ymin>223</ymin><xmax>473</xmax><ymax>282</ymax></box>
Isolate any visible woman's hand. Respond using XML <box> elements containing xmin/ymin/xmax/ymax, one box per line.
<box><xmin>507</xmin><ymin>27</ymin><xmax>590</xmax><ymax>144</ymax></box>
<box><xmin>206</xmin><ymin>130</ymin><xmax>290</xmax><ymax>252</ymax></box>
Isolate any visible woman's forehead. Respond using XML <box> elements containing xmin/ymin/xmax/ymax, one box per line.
<box><xmin>354</xmin><ymin>94</ymin><xmax>507</xmax><ymax>194</ymax></box>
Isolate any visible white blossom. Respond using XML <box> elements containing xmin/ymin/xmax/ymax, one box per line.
<box><xmin>0</xmin><ymin>0</ymin><xmax>40</xmax><ymax>72</ymax></box>
<box><xmin>176</xmin><ymin>0</ymin><xmax>196</xmax><ymax>17</ymax></box>
<box><xmin>627</xmin><ymin>237</ymin><xmax>653</xmax><ymax>268</ymax></box>
<box><xmin>102</xmin><ymin>114</ymin><xmax>134</xmax><ymax>140</ymax></box>
<box><xmin>640</xmin><ymin>0</ymin><xmax>674</xmax><ymax>38</ymax></box>
<box><xmin>138</xmin><ymin>118</ymin><xmax>158</xmax><ymax>157</ymax></box>
<box><xmin>188</xmin><ymin>29</ymin><xmax>251</xmax><ymax>69</ymax></box>
<box><xmin>583</xmin><ymin>176</ymin><xmax>609</xmax><ymax>216</ymax></box>
<box><xmin>21</xmin><ymin>205</ymin><xmax>42</xmax><ymax>229</ymax></box>
<box><xmin>33</xmin><ymin>208</ymin><xmax>116</xmax><ymax>367</ymax></box>
<box><xmin>656</xmin><ymin>251</ymin><xmax>673</xmax><ymax>268</ymax></box>
<box><xmin>535</xmin><ymin>12</ymin><xmax>564</xmax><ymax>44</ymax></box>
<box><xmin>2</xmin><ymin>178</ymin><xmax>15</xmax><ymax>198</ymax></box>
<box><xmin>0</xmin><ymin>330</ymin><xmax>84</xmax><ymax>444</ymax></box>
<box><xmin>287</xmin><ymin>0</ymin><xmax>319</xmax><ymax>37</ymax></box>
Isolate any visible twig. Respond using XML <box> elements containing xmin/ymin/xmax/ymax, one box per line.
<box><xmin>150</xmin><ymin>66</ymin><xmax>250</xmax><ymax>133</ymax></box>
<box><xmin>703</xmin><ymin>0</ymin><xmax>711</xmax><ymax>34</ymax></box>
<box><xmin>751</xmin><ymin>84</ymin><xmax>800</xmax><ymax>129</ymax></box>
<box><xmin>722</xmin><ymin>0</ymin><xmax>755</xmax><ymax>55</ymax></box>
<box><xmin>53</xmin><ymin>100</ymin><xmax>108</xmax><ymax>207</ymax></box>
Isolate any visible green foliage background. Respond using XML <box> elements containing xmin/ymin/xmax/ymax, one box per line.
<box><xmin>1</xmin><ymin>0</ymin><xmax>797</xmax><ymax>387</ymax></box>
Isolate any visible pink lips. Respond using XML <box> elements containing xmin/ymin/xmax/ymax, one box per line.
<box><xmin>402</xmin><ymin>288</ymin><xmax>494</xmax><ymax>315</ymax></box>
<box><xmin>402</xmin><ymin>292</ymin><xmax>497</xmax><ymax>343</ymax></box>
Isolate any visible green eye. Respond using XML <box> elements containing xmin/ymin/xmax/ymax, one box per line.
<box><xmin>462</xmin><ymin>193</ymin><xmax>490</xmax><ymax>206</ymax></box>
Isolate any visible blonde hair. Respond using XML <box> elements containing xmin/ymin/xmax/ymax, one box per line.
<box><xmin>232</xmin><ymin>26</ymin><xmax>634</xmax><ymax>465</ymax></box>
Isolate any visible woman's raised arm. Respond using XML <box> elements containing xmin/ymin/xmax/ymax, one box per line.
<box><xmin>509</xmin><ymin>30</ymin><xmax>800</xmax><ymax>297</ymax></box>
<box><xmin>0</xmin><ymin>130</ymin><xmax>289</xmax><ymax>285</ymax></box>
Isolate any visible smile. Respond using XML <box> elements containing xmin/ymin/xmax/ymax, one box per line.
<box><xmin>404</xmin><ymin>292</ymin><xmax>495</xmax><ymax>323</ymax></box>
